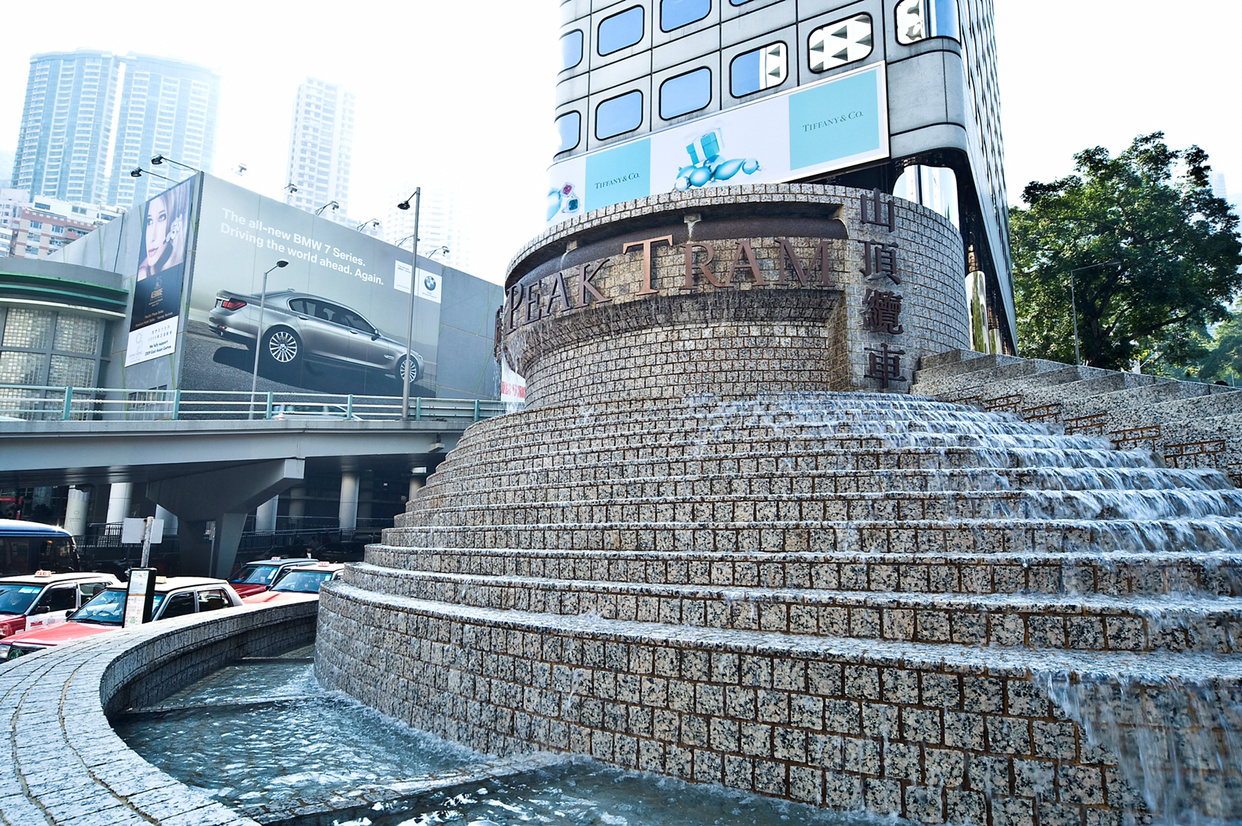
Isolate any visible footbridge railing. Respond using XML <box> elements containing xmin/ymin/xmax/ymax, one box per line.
<box><xmin>0</xmin><ymin>384</ymin><xmax>508</xmax><ymax>423</ymax></box>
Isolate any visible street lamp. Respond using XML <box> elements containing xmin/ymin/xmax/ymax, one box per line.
<box><xmin>249</xmin><ymin>259</ymin><xmax>290</xmax><ymax>419</ymax></box>
<box><xmin>356</xmin><ymin>218</ymin><xmax>380</xmax><ymax>232</ymax></box>
<box><xmin>314</xmin><ymin>200</ymin><xmax>339</xmax><ymax>216</ymax></box>
<box><xmin>129</xmin><ymin>167</ymin><xmax>175</xmax><ymax>182</ymax></box>
<box><xmin>150</xmin><ymin>154</ymin><xmax>200</xmax><ymax>173</ymax></box>
<box><xmin>1068</xmin><ymin>259</ymin><xmax>1121</xmax><ymax>366</ymax></box>
<box><xmin>398</xmin><ymin>189</ymin><xmax>421</xmax><ymax>420</ymax></box>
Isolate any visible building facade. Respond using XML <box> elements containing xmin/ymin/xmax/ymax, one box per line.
<box><xmin>9</xmin><ymin>50</ymin><xmax>121</xmax><ymax>205</ymax></box>
<box><xmin>10</xmin><ymin>50</ymin><xmax>219</xmax><ymax>210</ymax></box>
<box><xmin>106</xmin><ymin>54</ymin><xmax>221</xmax><ymax>208</ymax></box>
<box><xmin>1</xmin><ymin>190</ymin><xmax>121</xmax><ymax>260</ymax></box>
<box><xmin>285</xmin><ymin>78</ymin><xmax>355</xmax><ymax>224</ymax></box>
<box><xmin>7</xmin><ymin>208</ymin><xmax>95</xmax><ymax>260</ymax></box>
<box><xmin>384</xmin><ymin>185</ymin><xmax>478</xmax><ymax>275</ymax></box>
<box><xmin>549</xmin><ymin>0</ymin><xmax>1014</xmax><ymax>351</ymax></box>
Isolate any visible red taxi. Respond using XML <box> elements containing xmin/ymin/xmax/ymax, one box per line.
<box><xmin>0</xmin><ymin>577</ymin><xmax>242</xmax><ymax>661</ymax></box>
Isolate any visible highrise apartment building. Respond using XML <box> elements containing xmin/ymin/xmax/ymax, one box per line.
<box><xmin>9</xmin><ymin>50</ymin><xmax>219</xmax><ymax>210</ymax></box>
<box><xmin>284</xmin><ymin>79</ymin><xmax>355</xmax><ymax>222</ymax></box>
<box><xmin>549</xmin><ymin>0</ymin><xmax>1015</xmax><ymax>351</ymax></box>
<box><xmin>385</xmin><ymin>185</ymin><xmax>477</xmax><ymax>274</ymax></box>
<box><xmin>107</xmin><ymin>54</ymin><xmax>221</xmax><ymax>208</ymax></box>
<box><xmin>10</xmin><ymin>51</ymin><xmax>122</xmax><ymax>206</ymax></box>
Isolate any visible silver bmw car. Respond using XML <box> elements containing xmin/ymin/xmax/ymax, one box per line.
<box><xmin>208</xmin><ymin>288</ymin><xmax>423</xmax><ymax>382</ymax></box>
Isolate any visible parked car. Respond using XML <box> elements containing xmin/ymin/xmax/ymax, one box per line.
<box><xmin>314</xmin><ymin>540</ymin><xmax>367</xmax><ymax>562</ymax></box>
<box><xmin>270</xmin><ymin>403</ymin><xmax>362</xmax><ymax>421</ymax></box>
<box><xmin>227</xmin><ymin>557</ymin><xmax>319</xmax><ymax>598</ymax></box>
<box><xmin>0</xmin><ymin>577</ymin><xmax>243</xmax><ymax>661</ymax></box>
<box><xmin>243</xmin><ymin>562</ymin><xmax>345</xmax><ymax>605</ymax></box>
<box><xmin>0</xmin><ymin>571</ymin><xmax>120</xmax><ymax>638</ymax></box>
<box><xmin>208</xmin><ymin>288</ymin><xmax>423</xmax><ymax>382</ymax></box>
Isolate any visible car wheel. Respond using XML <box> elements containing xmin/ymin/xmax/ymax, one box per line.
<box><xmin>263</xmin><ymin>327</ymin><xmax>301</xmax><ymax>367</ymax></box>
<box><xmin>397</xmin><ymin>355</ymin><xmax>420</xmax><ymax>383</ymax></box>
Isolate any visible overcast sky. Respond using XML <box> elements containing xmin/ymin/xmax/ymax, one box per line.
<box><xmin>1</xmin><ymin>1</ymin><xmax>1237</xmax><ymax>283</ymax></box>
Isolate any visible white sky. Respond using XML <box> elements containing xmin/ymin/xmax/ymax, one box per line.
<box><xmin>1</xmin><ymin>1</ymin><xmax>1238</xmax><ymax>284</ymax></box>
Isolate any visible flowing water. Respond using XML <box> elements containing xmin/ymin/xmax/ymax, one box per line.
<box><xmin>113</xmin><ymin>650</ymin><xmax>913</xmax><ymax>826</ymax></box>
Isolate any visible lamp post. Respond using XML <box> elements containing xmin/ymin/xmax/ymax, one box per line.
<box><xmin>398</xmin><ymin>190</ymin><xmax>421</xmax><ymax>420</ymax></box>
<box><xmin>249</xmin><ymin>259</ymin><xmax>290</xmax><ymax>419</ymax></box>
<box><xmin>129</xmin><ymin>167</ymin><xmax>176</xmax><ymax>183</ymax></box>
<box><xmin>1068</xmin><ymin>259</ymin><xmax>1121</xmax><ymax>366</ymax></box>
<box><xmin>314</xmin><ymin>200</ymin><xmax>339</xmax><ymax>216</ymax></box>
<box><xmin>150</xmin><ymin>154</ymin><xmax>200</xmax><ymax>173</ymax></box>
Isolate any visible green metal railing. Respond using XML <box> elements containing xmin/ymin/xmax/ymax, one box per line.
<box><xmin>0</xmin><ymin>384</ymin><xmax>508</xmax><ymax>423</ymax></box>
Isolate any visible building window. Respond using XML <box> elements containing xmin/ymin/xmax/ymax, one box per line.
<box><xmin>555</xmin><ymin>111</ymin><xmax>581</xmax><ymax>153</ymax></box>
<box><xmin>895</xmin><ymin>0</ymin><xmax>959</xmax><ymax>44</ymax></box>
<box><xmin>0</xmin><ymin>351</ymin><xmax>43</xmax><ymax>385</ymax></box>
<box><xmin>49</xmin><ymin>355</ymin><xmax>95</xmax><ymax>387</ymax></box>
<box><xmin>661</xmin><ymin>0</ymin><xmax>710</xmax><ymax>32</ymax></box>
<box><xmin>598</xmin><ymin>6</ymin><xmax>644</xmax><ymax>55</ymax></box>
<box><xmin>561</xmin><ymin>30</ymin><xmax>584</xmax><ymax>71</ymax></box>
<box><xmin>2</xmin><ymin>308</ymin><xmax>53</xmax><ymax>350</ymax></box>
<box><xmin>809</xmin><ymin>14</ymin><xmax>873</xmax><ymax>71</ymax></box>
<box><xmin>595</xmin><ymin>90</ymin><xmax>643</xmax><ymax>139</ymax></box>
<box><xmin>660</xmin><ymin>68</ymin><xmax>711</xmax><ymax>119</ymax></box>
<box><xmin>730</xmin><ymin>43</ymin><xmax>786</xmax><ymax>97</ymax></box>
<box><xmin>53</xmin><ymin>316</ymin><xmax>103</xmax><ymax>355</ymax></box>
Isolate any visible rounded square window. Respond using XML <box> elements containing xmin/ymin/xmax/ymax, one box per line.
<box><xmin>895</xmin><ymin>0</ymin><xmax>926</xmax><ymax>43</ymax></box>
<box><xmin>660</xmin><ymin>67</ymin><xmax>711</xmax><ymax>119</ymax></box>
<box><xmin>730</xmin><ymin>42</ymin><xmax>786</xmax><ymax>98</ymax></box>
<box><xmin>730</xmin><ymin>0</ymin><xmax>754</xmax><ymax>5</ymax></box>
<box><xmin>896</xmin><ymin>0</ymin><xmax>958</xmax><ymax>44</ymax></box>
<box><xmin>555</xmin><ymin>111</ymin><xmax>581</xmax><ymax>153</ymax></box>
<box><xmin>809</xmin><ymin>14</ymin><xmax>873</xmax><ymax>72</ymax></box>
<box><xmin>561</xmin><ymin>30</ymin><xmax>584</xmax><ymax>72</ymax></box>
<box><xmin>661</xmin><ymin>0</ymin><xmax>710</xmax><ymax>32</ymax></box>
<box><xmin>599</xmin><ymin>6</ymin><xmax>645</xmax><ymax>56</ymax></box>
<box><xmin>595</xmin><ymin>90</ymin><xmax>644</xmax><ymax>140</ymax></box>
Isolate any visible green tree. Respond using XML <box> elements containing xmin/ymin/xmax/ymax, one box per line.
<box><xmin>1194</xmin><ymin>312</ymin><xmax>1242</xmax><ymax>384</ymax></box>
<box><xmin>1010</xmin><ymin>133</ymin><xmax>1242</xmax><ymax>370</ymax></box>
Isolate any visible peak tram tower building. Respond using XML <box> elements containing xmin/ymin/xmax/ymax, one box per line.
<box><xmin>546</xmin><ymin>0</ymin><xmax>1013</xmax><ymax>352</ymax></box>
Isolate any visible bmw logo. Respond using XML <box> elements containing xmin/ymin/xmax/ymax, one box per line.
<box><xmin>423</xmin><ymin>275</ymin><xmax>438</xmax><ymax>292</ymax></box>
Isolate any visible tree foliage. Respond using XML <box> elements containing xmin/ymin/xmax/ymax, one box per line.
<box><xmin>1194</xmin><ymin>313</ymin><xmax>1242</xmax><ymax>384</ymax></box>
<box><xmin>1010</xmin><ymin>133</ymin><xmax>1242</xmax><ymax>370</ymax></box>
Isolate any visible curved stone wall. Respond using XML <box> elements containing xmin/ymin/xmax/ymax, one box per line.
<box><xmin>317</xmin><ymin>183</ymin><xmax>1242</xmax><ymax>825</ymax></box>
<box><xmin>501</xmin><ymin>185</ymin><xmax>969</xmax><ymax>408</ymax></box>
<box><xmin>0</xmin><ymin>602</ymin><xmax>316</xmax><ymax>825</ymax></box>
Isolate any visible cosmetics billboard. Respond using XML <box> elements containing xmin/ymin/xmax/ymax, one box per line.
<box><xmin>127</xmin><ymin>178</ymin><xmax>194</xmax><ymax>366</ymax></box>
<box><xmin>546</xmin><ymin>63</ymin><xmax>889</xmax><ymax>224</ymax></box>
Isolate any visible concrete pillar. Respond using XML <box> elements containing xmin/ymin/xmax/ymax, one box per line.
<box><xmin>339</xmin><ymin>473</ymin><xmax>359</xmax><ymax>535</ymax></box>
<box><xmin>255</xmin><ymin>496</ymin><xmax>279</xmax><ymax>534</ymax></box>
<box><xmin>155</xmin><ymin>505</ymin><xmax>177</xmax><ymax>535</ymax></box>
<box><xmin>64</xmin><ymin>487</ymin><xmax>89</xmax><ymax>537</ymax></box>
<box><xmin>178</xmin><ymin>514</ymin><xmax>248</xmax><ymax>579</ymax></box>
<box><xmin>106</xmin><ymin>483</ymin><xmax>132</xmax><ymax>523</ymax></box>
<box><xmin>408</xmin><ymin>476</ymin><xmax>424</xmax><ymax>502</ymax></box>
<box><xmin>287</xmin><ymin>488</ymin><xmax>306</xmax><ymax>519</ymax></box>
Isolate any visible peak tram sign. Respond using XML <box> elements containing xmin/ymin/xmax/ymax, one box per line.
<box><xmin>500</xmin><ymin>186</ymin><xmax>971</xmax><ymax>408</ymax></box>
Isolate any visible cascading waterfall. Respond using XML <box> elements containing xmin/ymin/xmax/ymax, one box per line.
<box><xmin>330</xmin><ymin>388</ymin><xmax>1242</xmax><ymax>826</ymax></box>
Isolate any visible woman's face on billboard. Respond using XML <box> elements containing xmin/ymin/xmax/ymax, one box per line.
<box><xmin>144</xmin><ymin>194</ymin><xmax>170</xmax><ymax>270</ymax></box>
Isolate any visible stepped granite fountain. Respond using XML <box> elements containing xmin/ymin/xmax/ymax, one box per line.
<box><xmin>315</xmin><ymin>184</ymin><xmax>1242</xmax><ymax>825</ymax></box>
